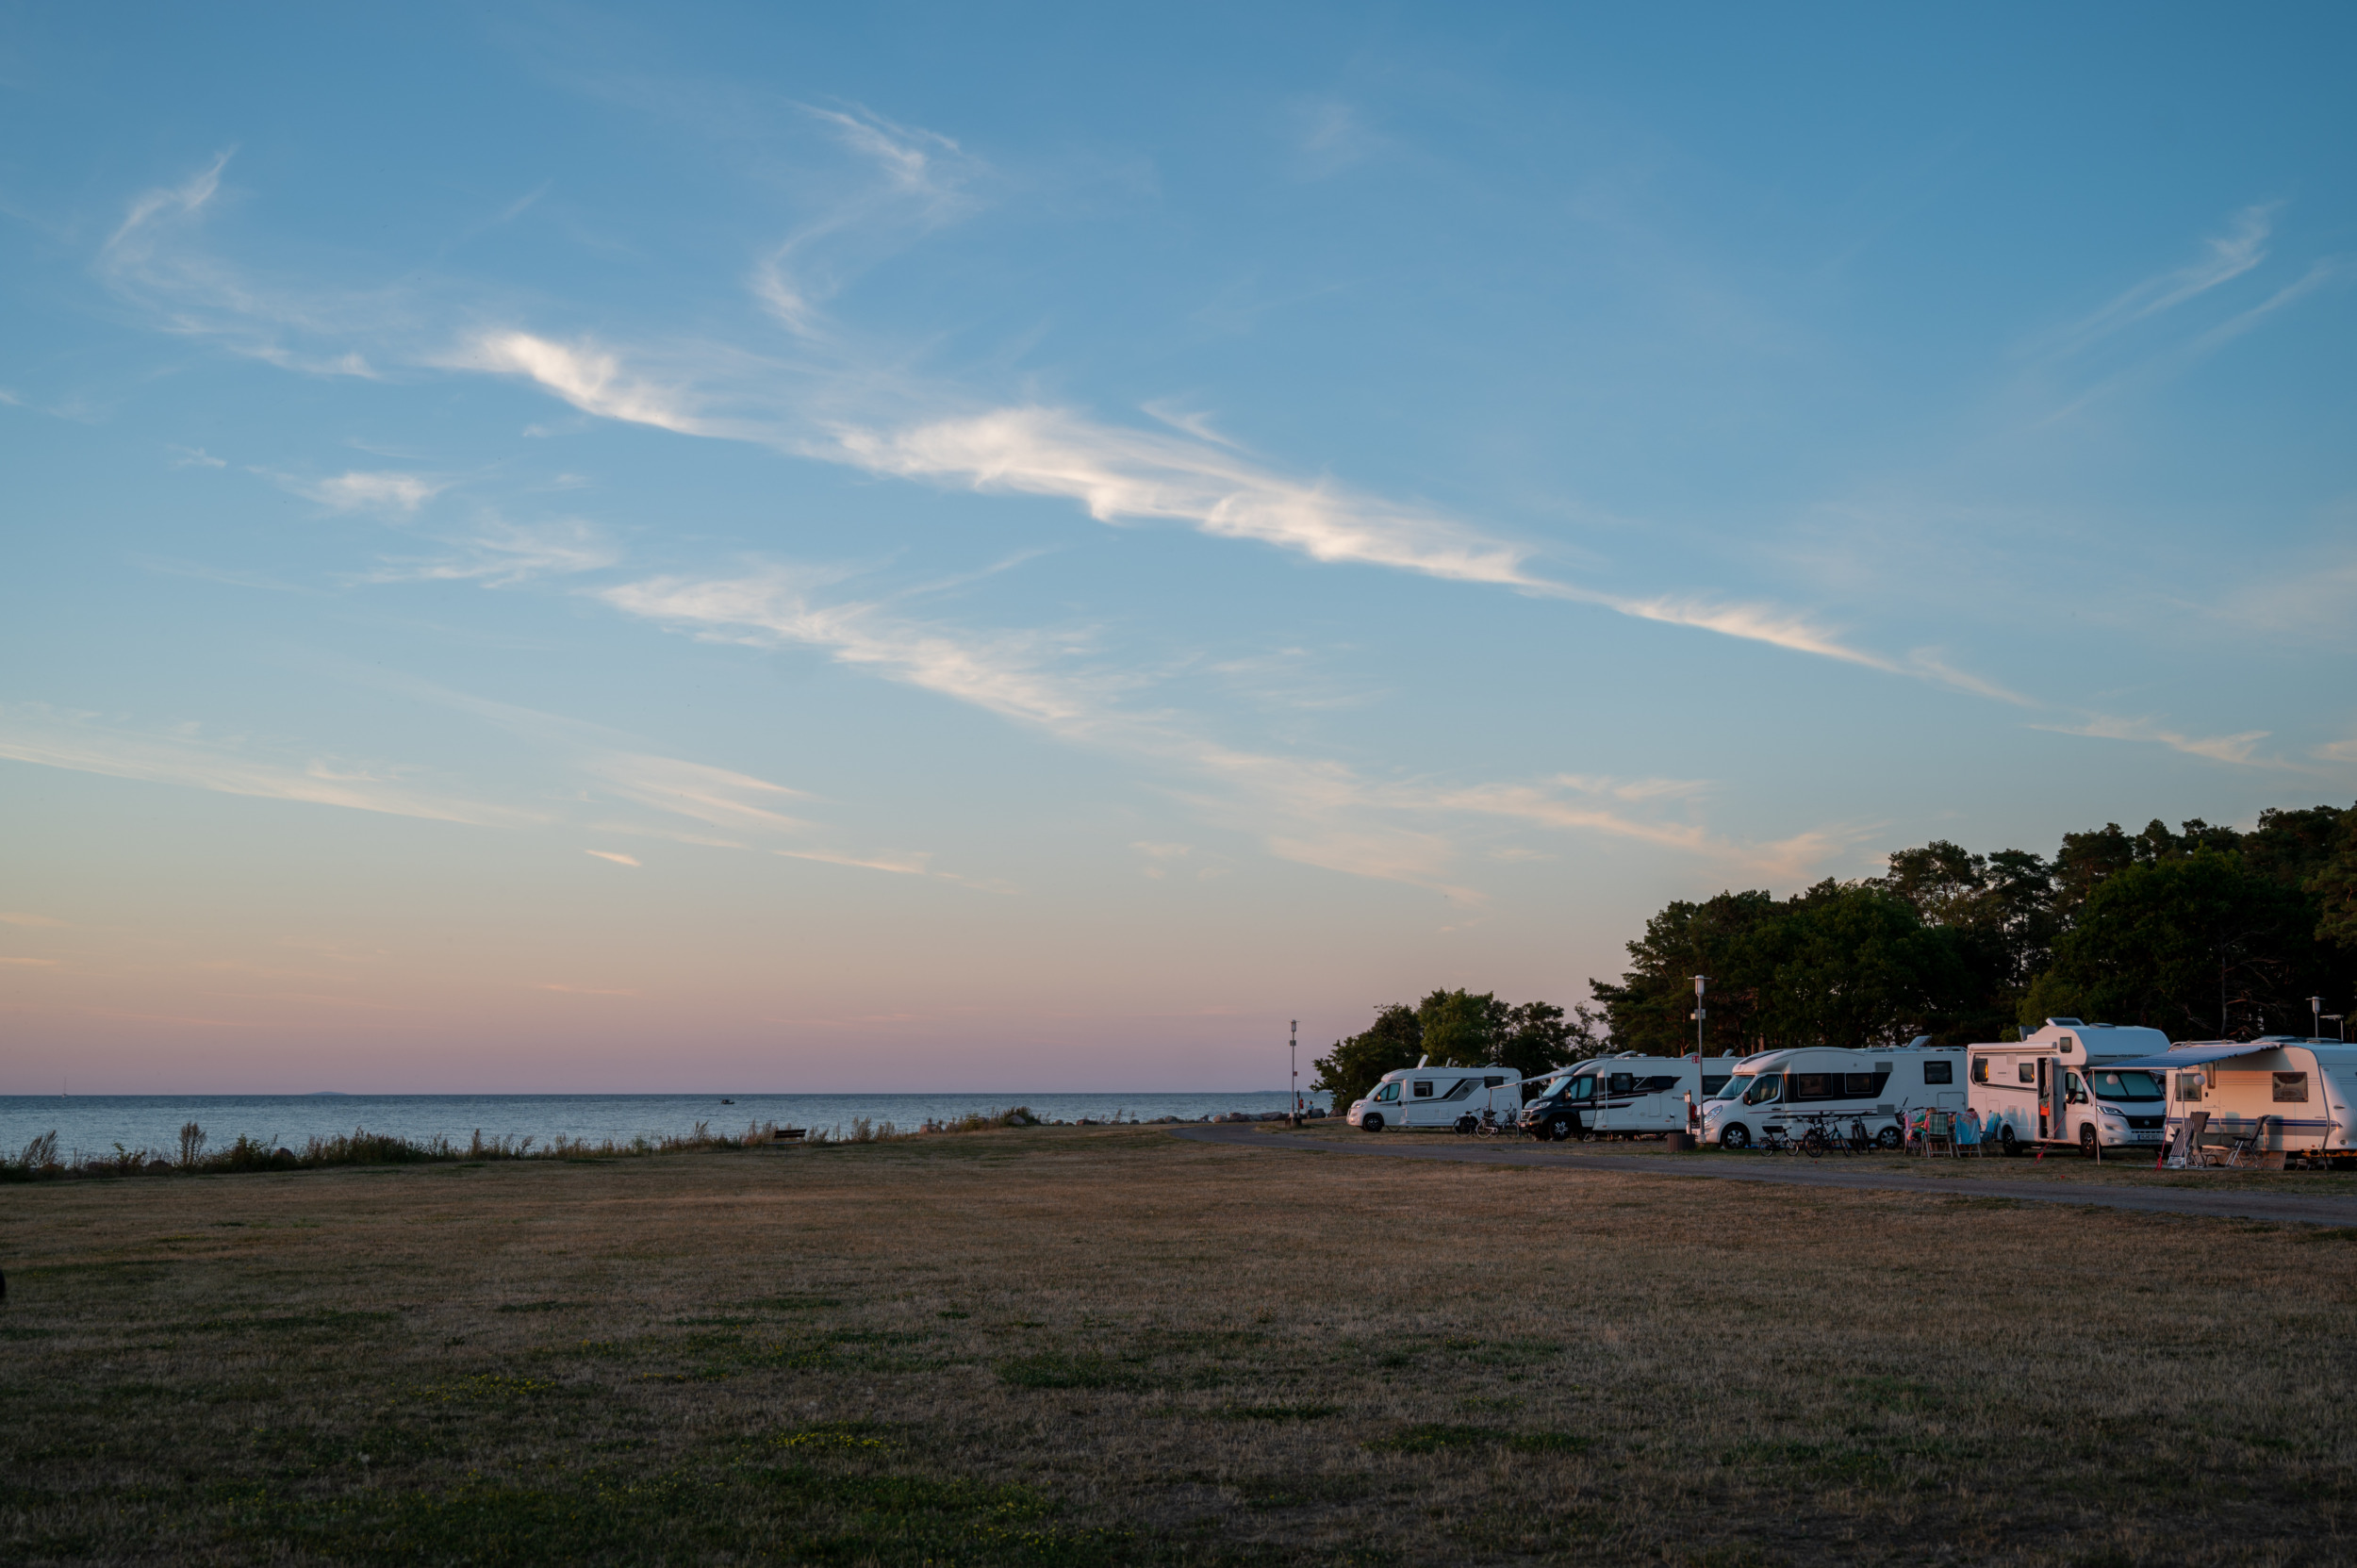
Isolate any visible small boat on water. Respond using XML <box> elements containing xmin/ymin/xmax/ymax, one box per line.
<box><xmin>719</xmin><ymin>1097</ymin><xmax>735</xmax><ymax>1104</ymax></box>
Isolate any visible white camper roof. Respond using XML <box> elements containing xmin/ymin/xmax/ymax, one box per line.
<box><xmin>2102</xmin><ymin>1038</ymin><xmax>2352</xmax><ymax>1071</ymax></box>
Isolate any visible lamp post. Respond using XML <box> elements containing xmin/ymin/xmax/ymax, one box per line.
<box><xmin>1691</xmin><ymin>976</ymin><xmax>1708</xmax><ymax>1060</ymax></box>
<box><xmin>2314</xmin><ymin>997</ymin><xmax>2326</xmax><ymax>1042</ymax></box>
<box><xmin>2328</xmin><ymin>1015</ymin><xmax>2347</xmax><ymax>1044</ymax></box>
<box><xmin>1290</xmin><ymin>1019</ymin><xmax>1299</xmax><ymax>1123</ymax></box>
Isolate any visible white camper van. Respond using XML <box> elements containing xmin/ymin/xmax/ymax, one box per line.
<box><xmin>1967</xmin><ymin>1018</ymin><xmax>2172</xmax><ymax>1155</ymax></box>
<box><xmin>1702</xmin><ymin>1045</ymin><xmax>1965</xmax><ymax>1150</ymax></box>
<box><xmin>1345</xmin><ymin>1061</ymin><xmax>1525</xmax><ymax>1131</ymax></box>
<box><xmin>1517</xmin><ymin>1054</ymin><xmax>1743</xmax><ymax>1141</ymax></box>
<box><xmin>2105</xmin><ymin>1036</ymin><xmax>2357</xmax><ymax>1162</ymax></box>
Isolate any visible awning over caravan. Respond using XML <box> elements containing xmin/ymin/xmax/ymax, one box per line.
<box><xmin>2099</xmin><ymin>1041</ymin><xmax>2292</xmax><ymax>1071</ymax></box>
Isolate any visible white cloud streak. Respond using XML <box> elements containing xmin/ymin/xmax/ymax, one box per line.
<box><xmin>2049</xmin><ymin>204</ymin><xmax>2276</xmax><ymax>354</ymax></box>
<box><xmin>2036</xmin><ymin>714</ymin><xmax>2279</xmax><ymax>767</ymax></box>
<box><xmin>602</xmin><ymin>569</ymin><xmax>1849</xmax><ymax>891</ymax></box>
<box><xmin>363</xmin><ymin>518</ymin><xmax>619</xmax><ymax>586</ymax></box>
<box><xmin>0</xmin><ymin>705</ymin><xmax>540</xmax><ymax>826</ymax></box>
<box><xmin>273</xmin><ymin>469</ymin><xmax>446</xmax><ymax>514</ymax></box>
<box><xmin>99</xmin><ymin>149</ymin><xmax>2018</xmax><ymax>701</ymax></box>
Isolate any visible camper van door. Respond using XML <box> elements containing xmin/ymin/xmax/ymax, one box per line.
<box><xmin>2037</xmin><ymin>1058</ymin><xmax>2055</xmax><ymax>1140</ymax></box>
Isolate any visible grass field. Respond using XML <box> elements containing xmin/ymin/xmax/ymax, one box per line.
<box><xmin>6</xmin><ymin>1124</ymin><xmax>2355</xmax><ymax>1566</ymax></box>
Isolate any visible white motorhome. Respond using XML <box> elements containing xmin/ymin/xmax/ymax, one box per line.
<box><xmin>1701</xmin><ymin>1044</ymin><xmax>1965</xmax><ymax>1150</ymax></box>
<box><xmin>2103</xmin><ymin>1036</ymin><xmax>2357</xmax><ymax>1162</ymax></box>
<box><xmin>1967</xmin><ymin>1018</ymin><xmax>2172</xmax><ymax>1155</ymax></box>
<box><xmin>1345</xmin><ymin>1060</ymin><xmax>1525</xmax><ymax>1131</ymax></box>
<box><xmin>1517</xmin><ymin>1054</ymin><xmax>1744</xmax><ymax>1141</ymax></box>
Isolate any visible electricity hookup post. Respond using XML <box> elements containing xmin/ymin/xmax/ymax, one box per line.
<box><xmin>1289</xmin><ymin>1019</ymin><xmax>1299</xmax><ymax>1126</ymax></box>
<box><xmin>1674</xmin><ymin>976</ymin><xmax>1708</xmax><ymax>1149</ymax></box>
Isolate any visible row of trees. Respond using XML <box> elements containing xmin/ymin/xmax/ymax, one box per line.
<box><xmin>1597</xmin><ymin>803</ymin><xmax>2357</xmax><ymax>1054</ymax></box>
<box><xmin>1310</xmin><ymin>801</ymin><xmax>2357</xmax><ymax>1107</ymax></box>
<box><xmin>1309</xmin><ymin>989</ymin><xmax>1603</xmax><ymax>1119</ymax></box>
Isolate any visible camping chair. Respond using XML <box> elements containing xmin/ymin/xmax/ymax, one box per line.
<box><xmin>2223</xmin><ymin>1115</ymin><xmax>2277</xmax><ymax>1170</ymax></box>
<box><xmin>1920</xmin><ymin>1110</ymin><xmax>1957</xmax><ymax>1158</ymax></box>
<box><xmin>1954</xmin><ymin>1110</ymin><xmax>1984</xmax><ymax>1158</ymax></box>
<box><xmin>2162</xmin><ymin>1111</ymin><xmax>2209</xmax><ymax>1169</ymax></box>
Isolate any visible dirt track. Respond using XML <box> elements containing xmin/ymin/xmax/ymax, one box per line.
<box><xmin>1174</xmin><ymin>1122</ymin><xmax>2357</xmax><ymax>1227</ymax></box>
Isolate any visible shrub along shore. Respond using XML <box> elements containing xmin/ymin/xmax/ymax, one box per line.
<box><xmin>2</xmin><ymin>1107</ymin><xmax>1053</xmax><ymax>1182</ymax></box>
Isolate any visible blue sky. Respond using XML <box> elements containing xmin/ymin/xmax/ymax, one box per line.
<box><xmin>4</xmin><ymin>5</ymin><xmax>2352</xmax><ymax>1092</ymax></box>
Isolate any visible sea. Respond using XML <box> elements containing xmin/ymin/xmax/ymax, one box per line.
<box><xmin>0</xmin><ymin>1092</ymin><xmax>1330</xmax><ymax>1164</ymax></box>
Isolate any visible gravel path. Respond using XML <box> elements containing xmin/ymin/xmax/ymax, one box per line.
<box><xmin>1172</xmin><ymin>1123</ymin><xmax>2357</xmax><ymax>1227</ymax></box>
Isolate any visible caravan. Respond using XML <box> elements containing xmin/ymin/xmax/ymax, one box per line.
<box><xmin>1345</xmin><ymin>1061</ymin><xmax>1525</xmax><ymax>1131</ymax></box>
<box><xmin>1701</xmin><ymin>1044</ymin><xmax>1965</xmax><ymax>1149</ymax></box>
<box><xmin>1517</xmin><ymin>1054</ymin><xmax>1743</xmax><ymax>1141</ymax></box>
<box><xmin>1967</xmin><ymin>1018</ymin><xmax>2172</xmax><ymax>1155</ymax></box>
<box><xmin>2100</xmin><ymin>1037</ymin><xmax>2357</xmax><ymax>1163</ymax></box>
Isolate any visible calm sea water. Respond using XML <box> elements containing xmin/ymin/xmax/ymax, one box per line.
<box><xmin>0</xmin><ymin>1092</ymin><xmax>1329</xmax><ymax>1164</ymax></box>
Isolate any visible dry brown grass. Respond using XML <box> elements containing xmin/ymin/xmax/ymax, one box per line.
<box><xmin>5</xmin><ymin>1124</ymin><xmax>2355</xmax><ymax>1565</ymax></box>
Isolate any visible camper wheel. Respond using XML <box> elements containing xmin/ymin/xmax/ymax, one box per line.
<box><xmin>1874</xmin><ymin>1126</ymin><xmax>1903</xmax><ymax>1151</ymax></box>
<box><xmin>1999</xmin><ymin>1127</ymin><xmax>2019</xmax><ymax>1156</ymax></box>
<box><xmin>1453</xmin><ymin>1114</ymin><xmax>1478</xmax><ymax>1135</ymax></box>
<box><xmin>2079</xmin><ymin>1124</ymin><xmax>2099</xmax><ymax>1159</ymax></box>
<box><xmin>1720</xmin><ymin>1123</ymin><xmax>1752</xmax><ymax>1151</ymax></box>
<box><xmin>1361</xmin><ymin>1113</ymin><xmax>1384</xmax><ymax>1133</ymax></box>
<box><xmin>1545</xmin><ymin>1114</ymin><xmax>1575</xmax><ymax>1142</ymax></box>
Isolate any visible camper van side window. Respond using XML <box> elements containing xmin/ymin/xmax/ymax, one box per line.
<box><xmin>1484</xmin><ymin>1077</ymin><xmax>1506</xmax><ymax>1089</ymax></box>
<box><xmin>2175</xmin><ymin>1074</ymin><xmax>2203</xmax><ymax>1103</ymax></box>
<box><xmin>2273</xmin><ymin>1073</ymin><xmax>2310</xmax><ymax>1103</ymax></box>
<box><xmin>1924</xmin><ymin>1061</ymin><xmax>1953</xmax><ymax>1085</ymax></box>
<box><xmin>1640</xmin><ymin>1075</ymin><xmax>1679</xmax><ymax>1093</ymax></box>
<box><xmin>1442</xmin><ymin>1079</ymin><xmax>1477</xmax><ymax>1101</ymax></box>
<box><xmin>1608</xmin><ymin>1074</ymin><xmax>1634</xmax><ymax>1094</ymax></box>
<box><xmin>1376</xmin><ymin>1082</ymin><xmax>1398</xmax><ymax>1102</ymax></box>
<box><xmin>1970</xmin><ymin>1057</ymin><xmax>1988</xmax><ymax>1084</ymax></box>
<box><xmin>1412</xmin><ymin>1081</ymin><xmax>1434</xmax><ymax>1098</ymax></box>
<box><xmin>1701</xmin><ymin>1077</ymin><xmax>1731</xmax><ymax>1097</ymax></box>
<box><xmin>2019</xmin><ymin>1063</ymin><xmax>2036</xmax><ymax>1084</ymax></box>
<box><xmin>1791</xmin><ymin>1073</ymin><xmax>1834</xmax><ymax>1101</ymax></box>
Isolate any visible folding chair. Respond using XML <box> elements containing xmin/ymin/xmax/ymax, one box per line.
<box><xmin>2163</xmin><ymin>1110</ymin><xmax>2209</xmax><ymax>1169</ymax></box>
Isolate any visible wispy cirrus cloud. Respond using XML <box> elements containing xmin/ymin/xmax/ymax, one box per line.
<box><xmin>601</xmin><ymin>567</ymin><xmax>1852</xmax><ymax>891</ymax></box>
<box><xmin>0</xmin><ymin>703</ymin><xmax>540</xmax><ymax>826</ymax></box>
<box><xmin>448</xmin><ymin>332</ymin><xmax>712</xmax><ymax>435</ymax></box>
<box><xmin>271</xmin><ymin>469</ymin><xmax>447</xmax><ymax>514</ymax></box>
<box><xmin>94</xmin><ymin>146</ymin><xmax>2019</xmax><ymax>701</ymax></box>
<box><xmin>2044</xmin><ymin>204</ymin><xmax>2277</xmax><ymax>355</ymax></box>
<box><xmin>362</xmin><ymin>517</ymin><xmax>619</xmax><ymax>586</ymax></box>
<box><xmin>2036</xmin><ymin>713</ymin><xmax>2280</xmax><ymax>767</ymax></box>
<box><xmin>584</xmin><ymin>850</ymin><xmax>640</xmax><ymax>867</ymax></box>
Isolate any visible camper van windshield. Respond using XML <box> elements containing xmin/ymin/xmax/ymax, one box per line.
<box><xmin>2090</xmin><ymin>1070</ymin><xmax>2164</xmax><ymax>1102</ymax></box>
<box><xmin>1709</xmin><ymin>1075</ymin><xmax>1747</xmax><ymax>1101</ymax></box>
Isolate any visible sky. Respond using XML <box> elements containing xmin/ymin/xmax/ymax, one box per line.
<box><xmin>3</xmin><ymin>4</ymin><xmax>2353</xmax><ymax>1093</ymax></box>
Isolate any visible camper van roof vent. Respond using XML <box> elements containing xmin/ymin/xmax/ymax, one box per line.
<box><xmin>2045</xmin><ymin>1017</ymin><xmax>2084</xmax><ymax>1027</ymax></box>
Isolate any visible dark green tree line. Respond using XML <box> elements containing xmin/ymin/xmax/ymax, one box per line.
<box><xmin>1591</xmin><ymin>802</ymin><xmax>2357</xmax><ymax>1050</ymax></box>
<box><xmin>1309</xmin><ymin>989</ymin><xmax>1604</xmax><ymax>1112</ymax></box>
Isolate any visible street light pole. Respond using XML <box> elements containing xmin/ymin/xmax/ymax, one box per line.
<box><xmin>2314</xmin><ymin>997</ymin><xmax>2326</xmax><ymax>1041</ymax></box>
<box><xmin>1290</xmin><ymin>1019</ymin><xmax>1299</xmax><ymax>1122</ymax></box>
<box><xmin>1691</xmin><ymin>976</ymin><xmax>1708</xmax><ymax>1060</ymax></box>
